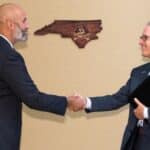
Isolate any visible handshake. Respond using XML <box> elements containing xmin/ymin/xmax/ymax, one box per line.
<box><xmin>67</xmin><ymin>94</ymin><xmax>87</xmax><ymax>112</ymax></box>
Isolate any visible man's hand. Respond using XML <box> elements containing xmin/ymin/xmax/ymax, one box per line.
<box><xmin>67</xmin><ymin>94</ymin><xmax>86</xmax><ymax>112</ymax></box>
<box><xmin>134</xmin><ymin>98</ymin><xmax>145</xmax><ymax>120</ymax></box>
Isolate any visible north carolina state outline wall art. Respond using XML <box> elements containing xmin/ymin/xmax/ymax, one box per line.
<box><xmin>34</xmin><ymin>20</ymin><xmax>103</xmax><ymax>48</ymax></box>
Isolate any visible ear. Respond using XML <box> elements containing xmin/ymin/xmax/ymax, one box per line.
<box><xmin>6</xmin><ymin>19</ymin><xmax>15</xmax><ymax>30</ymax></box>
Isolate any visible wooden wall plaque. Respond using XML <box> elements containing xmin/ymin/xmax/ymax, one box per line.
<box><xmin>34</xmin><ymin>20</ymin><xmax>102</xmax><ymax>48</ymax></box>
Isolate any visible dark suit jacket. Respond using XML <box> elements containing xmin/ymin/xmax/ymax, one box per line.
<box><xmin>86</xmin><ymin>62</ymin><xmax>150</xmax><ymax>150</ymax></box>
<box><xmin>0</xmin><ymin>36</ymin><xmax>67</xmax><ymax>150</ymax></box>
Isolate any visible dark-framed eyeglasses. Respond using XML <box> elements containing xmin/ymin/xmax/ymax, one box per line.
<box><xmin>140</xmin><ymin>35</ymin><xmax>150</xmax><ymax>41</ymax></box>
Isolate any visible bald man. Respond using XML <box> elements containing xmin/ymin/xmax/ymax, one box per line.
<box><xmin>0</xmin><ymin>3</ymin><xmax>85</xmax><ymax>150</ymax></box>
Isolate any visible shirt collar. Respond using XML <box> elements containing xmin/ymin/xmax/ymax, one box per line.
<box><xmin>0</xmin><ymin>34</ymin><xmax>14</xmax><ymax>48</ymax></box>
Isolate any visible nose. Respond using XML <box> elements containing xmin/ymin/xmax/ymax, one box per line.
<box><xmin>26</xmin><ymin>22</ymin><xmax>29</xmax><ymax>30</ymax></box>
<box><xmin>139</xmin><ymin>37</ymin><xmax>144</xmax><ymax>46</ymax></box>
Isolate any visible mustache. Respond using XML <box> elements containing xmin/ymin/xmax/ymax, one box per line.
<box><xmin>22</xmin><ymin>29</ymin><xmax>30</xmax><ymax>36</ymax></box>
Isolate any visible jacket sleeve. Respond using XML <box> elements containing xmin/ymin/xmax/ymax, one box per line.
<box><xmin>86</xmin><ymin>71</ymin><xmax>134</xmax><ymax>113</ymax></box>
<box><xmin>1</xmin><ymin>51</ymin><xmax>67</xmax><ymax>116</ymax></box>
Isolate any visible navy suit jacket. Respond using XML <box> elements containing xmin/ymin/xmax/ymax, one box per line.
<box><xmin>86</xmin><ymin>62</ymin><xmax>150</xmax><ymax>150</ymax></box>
<box><xmin>0</xmin><ymin>37</ymin><xmax>67</xmax><ymax>150</ymax></box>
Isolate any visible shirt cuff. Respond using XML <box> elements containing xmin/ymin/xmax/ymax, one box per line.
<box><xmin>85</xmin><ymin>97</ymin><xmax>92</xmax><ymax>109</ymax></box>
<box><xmin>144</xmin><ymin>107</ymin><xmax>149</xmax><ymax>119</ymax></box>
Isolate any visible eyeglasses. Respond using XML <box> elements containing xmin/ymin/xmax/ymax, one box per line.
<box><xmin>140</xmin><ymin>35</ymin><xmax>150</xmax><ymax>41</ymax></box>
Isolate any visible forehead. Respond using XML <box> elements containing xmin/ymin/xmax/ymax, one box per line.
<box><xmin>143</xmin><ymin>25</ymin><xmax>150</xmax><ymax>35</ymax></box>
<box><xmin>15</xmin><ymin>8</ymin><xmax>27</xmax><ymax>18</ymax></box>
<box><xmin>14</xmin><ymin>7</ymin><xmax>28</xmax><ymax>24</ymax></box>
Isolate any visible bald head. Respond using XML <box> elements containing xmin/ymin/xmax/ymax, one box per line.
<box><xmin>0</xmin><ymin>3</ymin><xmax>29</xmax><ymax>44</ymax></box>
<box><xmin>0</xmin><ymin>3</ymin><xmax>23</xmax><ymax>23</ymax></box>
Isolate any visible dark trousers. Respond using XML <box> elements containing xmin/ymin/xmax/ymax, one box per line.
<box><xmin>133</xmin><ymin>121</ymin><xmax>150</xmax><ymax>150</ymax></box>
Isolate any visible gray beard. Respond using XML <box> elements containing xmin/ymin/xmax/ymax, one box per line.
<box><xmin>14</xmin><ymin>26</ymin><xmax>28</xmax><ymax>42</ymax></box>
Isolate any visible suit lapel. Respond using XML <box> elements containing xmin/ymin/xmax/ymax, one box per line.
<box><xmin>130</xmin><ymin>64</ymin><xmax>150</xmax><ymax>92</ymax></box>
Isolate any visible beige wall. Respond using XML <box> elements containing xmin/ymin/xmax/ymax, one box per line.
<box><xmin>1</xmin><ymin>0</ymin><xmax>150</xmax><ymax>150</ymax></box>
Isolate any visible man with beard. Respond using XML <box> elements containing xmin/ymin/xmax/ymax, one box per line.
<box><xmin>0</xmin><ymin>3</ymin><xmax>85</xmax><ymax>150</ymax></box>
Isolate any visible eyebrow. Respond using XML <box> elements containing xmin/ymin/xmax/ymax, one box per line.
<box><xmin>141</xmin><ymin>34</ymin><xmax>150</xmax><ymax>37</ymax></box>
